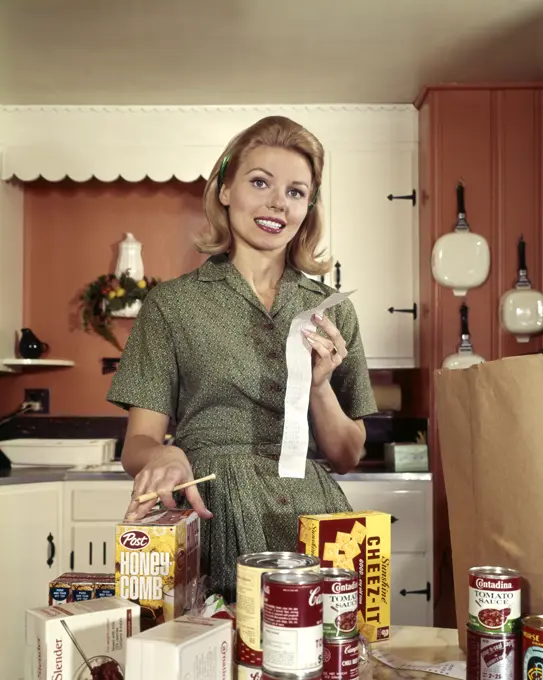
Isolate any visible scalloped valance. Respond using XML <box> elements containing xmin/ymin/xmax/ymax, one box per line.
<box><xmin>0</xmin><ymin>104</ymin><xmax>418</xmax><ymax>182</ymax></box>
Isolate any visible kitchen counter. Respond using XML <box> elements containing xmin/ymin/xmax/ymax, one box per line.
<box><xmin>370</xmin><ymin>625</ymin><xmax>463</xmax><ymax>678</ymax></box>
<box><xmin>0</xmin><ymin>466</ymin><xmax>132</xmax><ymax>485</ymax></box>
<box><xmin>0</xmin><ymin>465</ymin><xmax>431</xmax><ymax>486</ymax></box>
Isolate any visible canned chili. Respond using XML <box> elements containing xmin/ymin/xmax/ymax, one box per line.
<box><xmin>322</xmin><ymin>637</ymin><xmax>359</xmax><ymax>680</ymax></box>
<box><xmin>467</xmin><ymin>626</ymin><xmax>520</xmax><ymax>680</ymax></box>
<box><xmin>522</xmin><ymin>614</ymin><xmax>543</xmax><ymax>680</ymax></box>
<box><xmin>469</xmin><ymin>566</ymin><xmax>521</xmax><ymax>634</ymax></box>
<box><xmin>321</xmin><ymin>568</ymin><xmax>358</xmax><ymax>640</ymax></box>
<box><xmin>262</xmin><ymin>571</ymin><xmax>324</xmax><ymax>676</ymax></box>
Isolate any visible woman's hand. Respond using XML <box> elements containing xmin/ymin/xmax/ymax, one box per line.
<box><xmin>123</xmin><ymin>445</ymin><xmax>213</xmax><ymax>522</ymax></box>
<box><xmin>302</xmin><ymin>313</ymin><xmax>347</xmax><ymax>389</ymax></box>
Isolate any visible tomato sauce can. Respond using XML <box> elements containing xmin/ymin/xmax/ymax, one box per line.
<box><xmin>321</xmin><ymin>568</ymin><xmax>358</xmax><ymax>640</ymax></box>
<box><xmin>322</xmin><ymin>637</ymin><xmax>359</xmax><ymax>680</ymax></box>
<box><xmin>236</xmin><ymin>552</ymin><xmax>320</xmax><ymax>669</ymax></box>
<box><xmin>522</xmin><ymin>614</ymin><xmax>543</xmax><ymax>680</ymax></box>
<box><xmin>469</xmin><ymin>566</ymin><xmax>522</xmax><ymax>634</ymax></box>
<box><xmin>467</xmin><ymin>626</ymin><xmax>520</xmax><ymax>680</ymax></box>
<box><xmin>262</xmin><ymin>571</ymin><xmax>324</xmax><ymax>676</ymax></box>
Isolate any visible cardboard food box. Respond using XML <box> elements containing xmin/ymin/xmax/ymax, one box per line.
<box><xmin>115</xmin><ymin>508</ymin><xmax>200</xmax><ymax>630</ymax></box>
<box><xmin>125</xmin><ymin>615</ymin><xmax>233</xmax><ymax>680</ymax></box>
<box><xmin>25</xmin><ymin>596</ymin><xmax>140</xmax><ymax>680</ymax></box>
<box><xmin>298</xmin><ymin>510</ymin><xmax>391</xmax><ymax>642</ymax></box>
<box><xmin>49</xmin><ymin>572</ymin><xmax>116</xmax><ymax>605</ymax></box>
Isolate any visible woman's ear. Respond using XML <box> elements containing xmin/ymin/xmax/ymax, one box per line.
<box><xmin>219</xmin><ymin>183</ymin><xmax>230</xmax><ymax>207</ymax></box>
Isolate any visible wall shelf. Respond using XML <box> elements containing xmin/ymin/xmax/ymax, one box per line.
<box><xmin>1</xmin><ymin>359</ymin><xmax>75</xmax><ymax>368</ymax></box>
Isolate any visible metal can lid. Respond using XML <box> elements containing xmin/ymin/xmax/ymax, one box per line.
<box><xmin>468</xmin><ymin>566</ymin><xmax>521</xmax><ymax>579</ymax></box>
<box><xmin>237</xmin><ymin>551</ymin><xmax>320</xmax><ymax>569</ymax></box>
<box><xmin>262</xmin><ymin>669</ymin><xmax>322</xmax><ymax>680</ymax></box>
<box><xmin>522</xmin><ymin>614</ymin><xmax>543</xmax><ymax>630</ymax></box>
<box><xmin>323</xmin><ymin>634</ymin><xmax>360</xmax><ymax>646</ymax></box>
<box><xmin>321</xmin><ymin>567</ymin><xmax>358</xmax><ymax>580</ymax></box>
<box><xmin>265</xmin><ymin>570</ymin><xmax>324</xmax><ymax>587</ymax></box>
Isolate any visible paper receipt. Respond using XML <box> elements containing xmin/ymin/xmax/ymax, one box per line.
<box><xmin>278</xmin><ymin>290</ymin><xmax>355</xmax><ymax>478</ymax></box>
<box><xmin>372</xmin><ymin>650</ymin><xmax>466</xmax><ymax>679</ymax></box>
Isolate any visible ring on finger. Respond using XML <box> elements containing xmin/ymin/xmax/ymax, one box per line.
<box><xmin>330</xmin><ymin>345</ymin><xmax>338</xmax><ymax>357</ymax></box>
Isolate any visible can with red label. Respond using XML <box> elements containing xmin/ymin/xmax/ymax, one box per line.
<box><xmin>322</xmin><ymin>637</ymin><xmax>359</xmax><ymax>680</ymax></box>
<box><xmin>522</xmin><ymin>614</ymin><xmax>543</xmax><ymax>680</ymax></box>
<box><xmin>321</xmin><ymin>568</ymin><xmax>358</xmax><ymax>640</ymax></box>
<box><xmin>466</xmin><ymin>626</ymin><xmax>520</xmax><ymax>680</ymax></box>
<box><xmin>468</xmin><ymin>566</ymin><xmax>521</xmax><ymax>634</ymax></box>
<box><xmin>263</xmin><ymin>571</ymin><xmax>324</xmax><ymax>676</ymax></box>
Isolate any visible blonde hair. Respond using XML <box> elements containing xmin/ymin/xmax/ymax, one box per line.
<box><xmin>197</xmin><ymin>116</ymin><xmax>332</xmax><ymax>276</ymax></box>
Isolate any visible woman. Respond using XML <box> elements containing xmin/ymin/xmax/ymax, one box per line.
<box><xmin>107</xmin><ymin>115</ymin><xmax>377</xmax><ymax>601</ymax></box>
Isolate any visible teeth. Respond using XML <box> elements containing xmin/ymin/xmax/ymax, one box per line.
<box><xmin>255</xmin><ymin>219</ymin><xmax>284</xmax><ymax>230</ymax></box>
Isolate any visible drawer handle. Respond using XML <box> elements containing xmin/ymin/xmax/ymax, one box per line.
<box><xmin>70</xmin><ymin>550</ymin><xmax>75</xmax><ymax>570</ymax></box>
<box><xmin>400</xmin><ymin>582</ymin><xmax>432</xmax><ymax>602</ymax></box>
<box><xmin>46</xmin><ymin>533</ymin><xmax>56</xmax><ymax>568</ymax></box>
<box><xmin>391</xmin><ymin>516</ymin><xmax>399</xmax><ymax>523</ymax></box>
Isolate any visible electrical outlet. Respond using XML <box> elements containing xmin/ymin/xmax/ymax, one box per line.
<box><xmin>24</xmin><ymin>388</ymin><xmax>50</xmax><ymax>414</ymax></box>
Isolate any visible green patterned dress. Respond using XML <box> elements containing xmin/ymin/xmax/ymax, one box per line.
<box><xmin>107</xmin><ymin>255</ymin><xmax>376</xmax><ymax>602</ymax></box>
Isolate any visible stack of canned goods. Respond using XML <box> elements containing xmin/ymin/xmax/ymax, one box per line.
<box><xmin>261</xmin><ymin>567</ymin><xmax>361</xmax><ymax>680</ymax></box>
<box><xmin>467</xmin><ymin>566</ymin><xmax>521</xmax><ymax>680</ymax></box>
<box><xmin>321</xmin><ymin>568</ymin><xmax>360</xmax><ymax>680</ymax></box>
<box><xmin>235</xmin><ymin>552</ymin><xmax>363</xmax><ymax>680</ymax></box>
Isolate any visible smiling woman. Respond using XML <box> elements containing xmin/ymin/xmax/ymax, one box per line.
<box><xmin>107</xmin><ymin>115</ymin><xmax>377</xmax><ymax>601</ymax></box>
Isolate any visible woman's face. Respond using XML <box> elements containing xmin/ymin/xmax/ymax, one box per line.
<box><xmin>219</xmin><ymin>145</ymin><xmax>313</xmax><ymax>255</ymax></box>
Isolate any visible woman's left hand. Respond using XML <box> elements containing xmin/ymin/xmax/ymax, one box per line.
<box><xmin>302</xmin><ymin>314</ymin><xmax>347</xmax><ymax>389</ymax></box>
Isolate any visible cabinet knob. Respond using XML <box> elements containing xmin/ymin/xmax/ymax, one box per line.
<box><xmin>334</xmin><ymin>262</ymin><xmax>342</xmax><ymax>291</ymax></box>
<box><xmin>46</xmin><ymin>533</ymin><xmax>56</xmax><ymax>568</ymax></box>
<box><xmin>387</xmin><ymin>303</ymin><xmax>418</xmax><ymax>320</ymax></box>
<box><xmin>400</xmin><ymin>581</ymin><xmax>432</xmax><ymax>602</ymax></box>
<box><xmin>391</xmin><ymin>516</ymin><xmax>399</xmax><ymax>523</ymax></box>
<box><xmin>387</xmin><ymin>190</ymin><xmax>417</xmax><ymax>206</ymax></box>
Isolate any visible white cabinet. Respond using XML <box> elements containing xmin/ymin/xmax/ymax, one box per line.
<box><xmin>0</xmin><ymin>177</ymin><xmax>24</xmax><ymax>372</ymax></box>
<box><xmin>334</xmin><ymin>476</ymin><xmax>433</xmax><ymax>627</ymax></box>
<box><xmin>328</xmin><ymin>147</ymin><xmax>418</xmax><ymax>368</ymax></box>
<box><xmin>0</xmin><ymin>482</ymin><xmax>63</xmax><ymax>680</ymax></box>
<box><xmin>63</xmin><ymin>480</ymin><xmax>133</xmax><ymax>573</ymax></box>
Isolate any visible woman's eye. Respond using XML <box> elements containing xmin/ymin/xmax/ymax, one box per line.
<box><xmin>251</xmin><ymin>178</ymin><xmax>268</xmax><ymax>189</ymax></box>
<box><xmin>288</xmin><ymin>188</ymin><xmax>305</xmax><ymax>199</ymax></box>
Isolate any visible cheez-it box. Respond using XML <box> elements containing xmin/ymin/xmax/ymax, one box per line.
<box><xmin>298</xmin><ymin>510</ymin><xmax>391</xmax><ymax>642</ymax></box>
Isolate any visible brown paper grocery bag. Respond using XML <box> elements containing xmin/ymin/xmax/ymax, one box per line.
<box><xmin>435</xmin><ymin>355</ymin><xmax>543</xmax><ymax>651</ymax></box>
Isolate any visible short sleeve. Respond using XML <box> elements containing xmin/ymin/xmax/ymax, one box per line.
<box><xmin>330</xmin><ymin>299</ymin><xmax>377</xmax><ymax>418</ymax></box>
<box><xmin>106</xmin><ymin>288</ymin><xmax>179</xmax><ymax>417</ymax></box>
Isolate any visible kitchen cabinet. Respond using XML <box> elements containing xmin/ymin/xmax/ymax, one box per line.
<box><xmin>0</xmin><ymin>176</ymin><xmax>24</xmax><ymax>373</ymax></box>
<box><xmin>63</xmin><ymin>480</ymin><xmax>133</xmax><ymax>573</ymax></box>
<box><xmin>329</xmin><ymin>147</ymin><xmax>419</xmax><ymax>368</ymax></box>
<box><xmin>0</xmin><ymin>482</ymin><xmax>63</xmax><ymax>680</ymax></box>
<box><xmin>335</xmin><ymin>476</ymin><xmax>433</xmax><ymax>627</ymax></box>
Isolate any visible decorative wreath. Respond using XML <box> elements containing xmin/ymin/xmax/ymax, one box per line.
<box><xmin>80</xmin><ymin>271</ymin><xmax>160</xmax><ymax>351</ymax></box>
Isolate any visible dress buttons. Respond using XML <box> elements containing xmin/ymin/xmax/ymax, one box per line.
<box><xmin>263</xmin><ymin>321</ymin><xmax>275</xmax><ymax>331</ymax></box>
<box><xmin>266</xmin><ymin>350</ymin><xmax>280</xmax><ymax>360</ymax></box>
<box><xmin>269</xmin><ymin>383</ymin><xmax>283</xmax><ymax>393</ymax></box>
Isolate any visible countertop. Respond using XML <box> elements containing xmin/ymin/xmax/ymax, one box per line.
<box><xmin>370</xmin><ymin>626</ymin><xmax>464</xmax><ymax>679</ymax></box>
<box><xmin>0</xmin><ymin>465</ymin><xmax>431</xmax><ymax>486</ymax></box>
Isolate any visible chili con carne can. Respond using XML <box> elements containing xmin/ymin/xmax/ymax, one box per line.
<box><xmin>467</xmin><ymin>626</ymin><xmax>520</xmax><ymax>680</ymax></box>
<box><xmin>262</xmin><ymin>571</ymin><xmax>324</xmax><ymax>676</ymax></box>
<box><xmin>469</xmin><ymin>566</ymin><xmax>521</xmax><ymax>634</ymax></box>
<box><xmin>322</xmin><ymin>637</ymin><xmax>359</xmax><ymax>680</ymax></box>
<box><xmin>236</xmin><ymin>552</ymin><xmax>320</xmax><ymax>669</ymax></box>
<box><xmin>522</xmin><ymin>614</ymin><xmax>543</xmax><ymax>680</ymax></box>
<box><xmin>321</xmin><ymin>568</ymin><xmax>358</xmax><ymax>640</ymax></box>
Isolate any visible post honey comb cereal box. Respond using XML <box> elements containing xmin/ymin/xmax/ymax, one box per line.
<box><xmin>115</xmin><ymin>508</ymin><xmax>200</xmax><ymax>630</ymax></box>
<box><xmin>25</xmin><ymin>596</ymin><xmax>140</xmax><ymax>680</ymax></box>
<box><xmin>298</xmin><ymin>510</ymin><xmax>391</xmax><ymax>642</ymax></box>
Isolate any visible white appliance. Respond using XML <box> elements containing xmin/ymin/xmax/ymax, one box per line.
<box><xmin>0</xmin><ymin>438</ymin><xmax>117</xmax><ymax>467</ymax></box>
